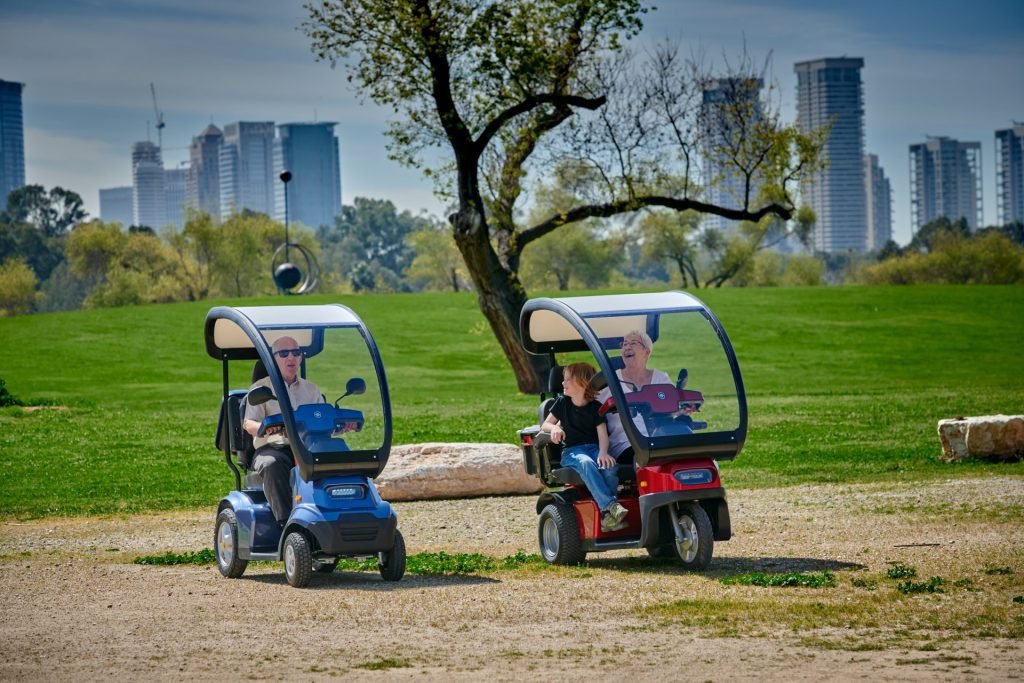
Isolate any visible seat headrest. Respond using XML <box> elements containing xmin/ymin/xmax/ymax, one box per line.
<box><xmin>252</xmin><ymin>359</ymin><xmax>268</xmax><ymax>383</ymax></box>
<box><xmin>546</xmin><ymin>364</ymin><xmax>564</xmax><ymax>395</ymax></box>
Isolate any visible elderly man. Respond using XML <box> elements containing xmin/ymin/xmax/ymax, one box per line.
<box><xmin>243</xmin><ymin>335</ymin><xmax>324</xmax><ymax>523</ymax></box>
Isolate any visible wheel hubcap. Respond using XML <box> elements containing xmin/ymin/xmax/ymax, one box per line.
<box><xmin>284</xmin><ymin>542</ymin><xmax>295</xmax><ymax>580</ymax></box>
<box><xmin>217</xmin><ymin>521</ymin><xmax>233</xmax><ymax>568</ymax></box>
<box><xmin>675</xmin><ymin>514</ymin><xmax>698</xmax><ymax>563</ymax></box>
<box><xmin>541</xmin><ymin>517</ymin><xmax>560</xmax><ymax>561</ymax></box>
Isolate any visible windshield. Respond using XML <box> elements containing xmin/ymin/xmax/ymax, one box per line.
<box><xmin>258</xmin><ymin>325</ymin><xmax>386</xmax><ymax>456</ymax></box>
<box><xmin>583</xmin><ymin>308</ymin><xmax>741</xmax><ymax>441</ymax></box>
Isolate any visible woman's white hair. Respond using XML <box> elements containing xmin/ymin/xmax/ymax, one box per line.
<box><xmin>623</xmin><ymin>329</ymin><xmax>653</xmax><ymax>351</ymax></box>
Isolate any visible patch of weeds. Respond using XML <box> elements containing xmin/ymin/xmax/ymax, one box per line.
<box><xmin>985</xmin><ymin>566</ymin><xmax>1013</xmax><ymax>575</ymax></box>
<box><xmin>133</xmin><ymin>548</ymin><xmax>216</xmax><ymax>565</ymax></box>
<box><xmin>851</xmin><ymin>577</ymin><xmax>878</xmax><ymax>590</ymax></box>
<box><xmin>338</xmin><ymin>550</ymin><xmax>547</xmax><ymax>576</ymax></box>
<box><xmin>0</xmin><ymin>377</ymin><xmax>24</xmax><ymax>407</ymax></box>
<box><xmin>721</xmin><ymin>570</ymin><xmax>836</xmax><ymax>588</ymax></box>
<box><xmin>355</xmin><ymin>658</ymin><xmax>410</xmax><ymax>671</ymax></box>
<box><xmin>953</xmin><ymin>578</ymin><xmax>976</xmax><ymax>590</ymax></box>
<box><xmin>885</xmin><ymin>562</ymin><xmax>917</xmax><ymax>580</ymax></box>
<box><xmin>897</xmin><ymin>576</ymin><xmax>944</xmax><ymax>594</ymax></box>
<box><xmin>1013</xmin><ymin>595</ymin><xmax>1023</xmax><ymax>604</ymax></box>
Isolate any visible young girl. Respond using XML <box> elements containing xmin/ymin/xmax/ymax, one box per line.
<box><xmin>542</xmin><ymin>362</ymin><xmax>629</xmax><ymax>532</ymax></box>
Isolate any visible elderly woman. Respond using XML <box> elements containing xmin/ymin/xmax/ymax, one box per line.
<box><xmin>596</xmin><ymin>329</ymin><xmax>672</xmax><ymax>463</ymax></box>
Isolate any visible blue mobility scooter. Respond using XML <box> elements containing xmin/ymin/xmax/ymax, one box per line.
<box><xmin>206</xmin><ymin>304</ymin><xmax>405</xmax><ymax>588</ymax></box>
<box><xmin>516</xmin><ymin>292</ymin><xmax>746</xmax><ymax>569</ymax></box>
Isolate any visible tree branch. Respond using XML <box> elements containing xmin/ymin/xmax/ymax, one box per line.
<box><xmin>519</xmin><ymin>196</ymin><xmax>793</xmax><ymax>249</ymax></box>
<box><xmin>474</xmin><ymin>93</ymin><xmax>606</xmax><ymax>157</ymax></box>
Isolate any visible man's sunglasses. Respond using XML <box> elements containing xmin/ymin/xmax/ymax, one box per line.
<box><xmin>274</xmin><ymin>349</ymin><xmax>303</xmax><ymax>358</ymax></box>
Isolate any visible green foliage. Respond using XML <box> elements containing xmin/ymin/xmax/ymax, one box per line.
<box><xmin>520</xmin><ymin>222</ymin><xmax>621</xmax><ymax>290</ymax></box>
<box><xmin>2</xmin><ymin>184</ymin><xmax>87</xmax><ymax>239</ymax></box>
<box><xmin>860</xmin><ymin>227</ymin><xmax>1024</xmax><ymax>285</ymax></box>
<box><xmin>1</xmin><ymin>286</ymin><xmax>1023</xmax><ymax>517</ymax></box>
<box><xmin>406</xmin><ymin>225</ymin><xmax>469</xmax><ymax>292</ymax></box>
<box><xmin>897</xmin><ymin>576</ymin><xmax>944</xmax><ymax>594</ymax></box>
<box><xmin>721</xmin><ymin>570</ymin><xmax>836</xmax><ymax>588</ymax></box>
<box><xmin>354</xmin><ymin>658</ymin><xmax>411</xmax><ymax>671</ymax></box>
<box><xmin>133</xmin><ymin>548</ymin><xmax>217</xmax><ymax>565</ymax></box>
<box><xmin>0</xmin><ymin>377</ymin><xmax>23</xmax><ymax>407</ymax></box>
<box><xmin>885</xmin><ymin>562</ymin><xmax>917</xmax><ymax>580</ymax></box>
<box><xmin>0</xmin><ymin>257</ymin><xmax>39</xmax><ymax>316</ymax></box>
<box><xmin>319</xmin><ymin>197</ymin><xmax>430</xmax><ymax>292</ymax></box>
<box><xmin>984</xmin><ymin>566</ymin><xmax>1013</xmax><ymax>575</ymax></box>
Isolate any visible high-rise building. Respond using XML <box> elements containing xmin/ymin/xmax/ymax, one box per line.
<box><xmin>864</xmin><ymin>154</ymin><xmax>892</xmax><ymax>250</ymax></box>
<box><xmin>131</xmin><ymin>141</ymin><xmax>166</xmax><ymax>228</ymax></box>
<box><xmin>187</xmin><ymin>124</ymin><xmax>223</xmax><ymax>219</ymax></box>
<box><xmin>164</xmin><ymin>167</ymin><xmax>188</xmax><ymax>230</ymax></box>
<box><xmin>219</xmin><ymin>121</ymin><xmax>275</xmax><ymax>220</ymax></box>
<box><xmin>0</xmin><ymin>79</ymin><xmax>26</xmax><ymax>208</ymax></box>
<box><xmin>273</xmin><ymin>122</ymin><xmax>342</xmax><ymax>229</ymax></box>
<box><xmin>909</xmin><ymin>136</ymin><xmax>983</xmax><ymax>232</ymax></box>
<box><xmin>995</xmin><ymin>124</ymin><xmax>1024</xmax><ymax>226</ymax></box>
<box><xmin>99</xmin><ymin>186</ymin><xmax>133</xmax><ymax>227</ymax></box>
<box><xmin>795</xmin><ymin>57</ymin><xmax>867</xmax><ymax>252</ymax></box>
<box><xmin>700</xmin><ymin>77</ymin><xmax>764</xmax><ymax>236</ymax></box>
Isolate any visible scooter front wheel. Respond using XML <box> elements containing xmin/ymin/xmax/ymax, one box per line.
<box><xmin>283</xmin><ymin>531</ymin><xmax>313</xmax><ymax>588</ymax></box>
<box><xmin>670</xmin><ymin>502</ymin><xmax>713</xmax><ymax>571</ymax></box>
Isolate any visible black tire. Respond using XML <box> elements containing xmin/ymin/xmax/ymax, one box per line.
<box><xmin>313</xmin><ymin>559</ymin><xmax>339</xmax><ymax>574</ymax></box>
<box><xmin>538</xmin><ymin>503</ymin><xmax>586</xmax><ymax>565</ymax></box>
<box><xmin>283</xmin><ymin>531</ymin><xmax>313</xmax><ymax>588</ymax></box>
<box><xmin>672</xmin><ymin>502</ymin><xmax>714</xmax><ymax>571</ymax></box>
<box><xmin>379</xmin><ymin>530</ymin><xmax>406</xmax><ymax>581</ymax></box>
<box><xmin>214</xmin><ymin>508</ymin><xmax>248</xmax><ymax>579</ymax></box>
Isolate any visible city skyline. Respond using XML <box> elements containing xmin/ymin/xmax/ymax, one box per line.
<box><xmin>1</xmin><ymin>0</ymin><xmax>1022</xmax><ymax>245</ymax></box>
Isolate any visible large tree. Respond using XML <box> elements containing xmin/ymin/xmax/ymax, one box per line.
<box><xmin>303</xmin><ymin>0</ymin><xmax>822</xmax><ymax>391</ymax></box>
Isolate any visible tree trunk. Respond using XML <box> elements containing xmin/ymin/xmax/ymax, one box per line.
<box><xmin>450</xmin><ymin>207</ymin><xmax>548</xmax><ymax>393</ymax></box>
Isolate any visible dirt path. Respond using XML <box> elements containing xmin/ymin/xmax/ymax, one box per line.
<box><xmin>2</xmin><ymin>477</ymin><xmax>1022</xmax><ymax>681</ymax></box>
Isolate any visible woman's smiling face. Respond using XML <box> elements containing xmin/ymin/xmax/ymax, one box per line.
<box><xmin>620</xmin><ymin>334</ymin><xmax>650</xmax><ymax>366</ymax></box>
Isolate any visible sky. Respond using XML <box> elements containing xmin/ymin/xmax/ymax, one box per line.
<box><xmin>1</xmin><ymin>0</ymin><xmax>1022</xmax><ymax>245</ymax></box>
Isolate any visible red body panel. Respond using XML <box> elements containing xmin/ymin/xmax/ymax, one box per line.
<box><xmin>638</xmin><ymin>458</ymin><xmax>720</xmax><ymax>494</ymax></box>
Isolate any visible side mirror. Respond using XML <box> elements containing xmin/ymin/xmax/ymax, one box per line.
<box><xmin>247</xmin><ymin>385</ymin><xmax>276</xmax><ymax>406</ymax></box>
<box><xmin>334</xmin><ymin>377</ymin><xmax>366</xmax><ymax>406</ymax></box>
<box><xmin>676</xmin><ymin>368</ymin><xmax>689</xmax><ymax>390</ymax></box>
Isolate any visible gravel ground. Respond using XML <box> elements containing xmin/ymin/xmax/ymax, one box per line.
<box><xmin>1</xmin><ymin>477</ymin><xmax>1022</xmax><ymax>681</ymax></box>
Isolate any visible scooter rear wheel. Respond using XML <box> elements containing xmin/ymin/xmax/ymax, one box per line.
<box><xmin>538</xmin><ymin>503</ymin><xmax>586</xmax><ymax>565</ymax></box>
<box><xmin>215</xmin><ymin>508</ymin><xmax>248</xmax><ymax>579</ymax></box>
<box><xmin>379</xmin><ymin>529</ymin><xmax>406</xmax><ymax>581</ymax></box>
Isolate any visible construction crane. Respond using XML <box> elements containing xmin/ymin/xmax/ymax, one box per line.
<box><xmin>150</xmin><ymin>82</ymin><xmax>165</xmax><ymax>151</ymax></box>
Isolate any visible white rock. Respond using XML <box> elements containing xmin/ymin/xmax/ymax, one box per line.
<box><xmin>937</xmin><ymin>415</ymin><xmax>1024</xmax><ymax>463</ymax></box>
<box><xmin>377</xmin><ymin>443</ymin><xmax>543</xmax><ymax>501</ymax></box>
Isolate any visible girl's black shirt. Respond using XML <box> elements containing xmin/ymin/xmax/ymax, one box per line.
<box><xmin>549</xmin><ymin>396</ymin><xmax>606</xmax><ymax>447</ymax></box>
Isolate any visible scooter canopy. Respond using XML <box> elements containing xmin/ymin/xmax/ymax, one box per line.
<box><xmin>521</xmin><ymin>292</ymin><xmax>746</xmax><ymax>466</ymax></box>
<box><xmin>205</xmin><ymin>304</ymin><xmax>392</xmax><ymax>480</ymax></box>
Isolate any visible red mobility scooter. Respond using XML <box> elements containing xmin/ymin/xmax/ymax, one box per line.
<box><xmin>517</xmin><ymin>292</ymin><xmax>747</xmax><ymax>570</ymax></box>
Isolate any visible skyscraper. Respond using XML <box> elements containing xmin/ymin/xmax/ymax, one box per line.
<box><xmin>219</xmin><ymin>121</ymin><xmax>275</xmax><ymax>220</ymax></box>
<box><xmin>0</xmin><ymin>79</ymin><xmax>26</xmax><ymax>208</ymax></box>
<box><xmin>273</xmin><ymin>122</ymin><xmax>342</xmax><ymax>229</ymax></box>
<box><xmin>187</xmin><ymin>124</ymin><xmax>223</xmax><ymax>219</ymax></box>
<box><xmin>864</xmin><ymin>154</ymin><xmax>892</xmax><ymax>250</ymax></box>
<box><xmin>131</xmin><ymin>141</ymin><xmax>165</xmax><ymax>228</ymax></box>
<box><xmin>995</xmin><ymin>124</ymin><xmax>1024</xmax><ymax>226</ymax></box>
<box><xmin>164</xmin><ymin>167</ymin><xmax>188</xmax><ymax>230</ymax></box>
<box><xmin>909</xmin><ymin>137</ymin><xmax>983</xmax><ymax>232</ymax></box>
<box><xmin>794</xmin><ymin>57</ymin><xmax>867</xmax><ymax>252</ymax></box>
<box><xmin>99</xmin><ymin>186</ymin><xmax>133</xmax><ymax>227</ymax></box>
<box><xmin>700</xmin><ymin>77</ymin><xmax>764</xmax><ymax>236</ymax></box>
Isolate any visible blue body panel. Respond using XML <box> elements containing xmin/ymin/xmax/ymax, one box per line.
<box><xmin>221</xmin><ymin>472</ymin><xmax>396</xmax><ymax>560</ymax></box>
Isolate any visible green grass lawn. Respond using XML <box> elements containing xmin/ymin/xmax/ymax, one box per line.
<box><xmin>1</xmin><ymin>285</ymin><xmax>1022</xmax><ymax>517</ymax></box>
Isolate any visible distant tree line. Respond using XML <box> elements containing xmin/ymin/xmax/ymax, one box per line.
<box><xmin>2</xmin><ymin>184</ymin><xmax>1022</xmax><ymax>318</ymax></box>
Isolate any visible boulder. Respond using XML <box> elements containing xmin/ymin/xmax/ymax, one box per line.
<box><xmin>377</xmin><ymin>443</ymin><xmax>543</xmax><ymax>501</ymax></box>
<box><xmin>937</xmin><ymin>415</ymin><xmax>1024</xmax><ymax>463</ymax></box>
